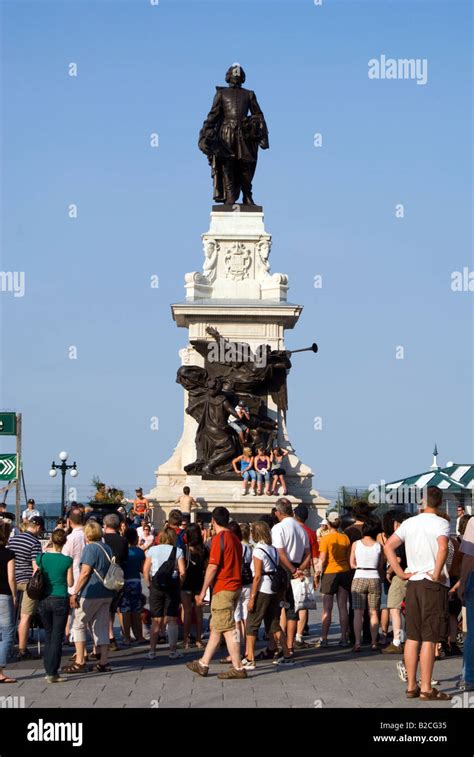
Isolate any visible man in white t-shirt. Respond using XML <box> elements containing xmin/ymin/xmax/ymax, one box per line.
<box><xmin>22</xmin><ymin>499</ymin><xmax>40</xmax><ymax>522</ymax></box>
<box><xmin>459</xmin><ymin>514</ymin><xmax>474</xmax><ymax>691</ymax></box>
<box><xmin>385</xmin><ymin>487</ymin><xmax>451</xmax><ymax>701</ymax></box>
<box><xmin>271</xmin><ymin>498</ymin><xmax>310</xmax><ymax>654</ymax></box>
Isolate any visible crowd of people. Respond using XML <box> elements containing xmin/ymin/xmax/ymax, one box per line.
<box><xmin>0</xmin><ymin>486</ymin><xmax>472</xmax><ymax>701</ymax></box>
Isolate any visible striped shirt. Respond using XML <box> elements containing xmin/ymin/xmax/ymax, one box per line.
<box><xmin>9</xmin><ymin>531</ymin><xmax>42</xmax><ymax>583</ymax></box>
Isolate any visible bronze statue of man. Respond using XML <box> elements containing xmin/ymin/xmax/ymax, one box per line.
<box><xmin>198</xmin><ymin>64</ymin><xmax>269</xmax><ymax>206</ymax></box>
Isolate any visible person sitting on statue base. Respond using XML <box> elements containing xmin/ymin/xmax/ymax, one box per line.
<box><xmin>254</xmin><ymin>446</ymin><xmax>272</xmax><ymax>496</ymax></box>
<box><xmin>270</xmin><ymin>447</ymin><xmax>289</xmax><ymax>496</ymax></box>
<box><xmin>232</xmin><ymin>448</ymin><xmax>257</xmax><ymax>497</ymax></box>
<box><xmin>227</xmin><ymin>400</ymin><xmax>251</xmax><ymax>445</ymax></box>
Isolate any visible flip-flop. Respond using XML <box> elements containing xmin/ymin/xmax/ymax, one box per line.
<box><xmin>0</xmin><ymin>677</ymin><xmax>17</xmax><ymax>683</ymax></box>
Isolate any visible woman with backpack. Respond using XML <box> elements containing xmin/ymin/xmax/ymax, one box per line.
<box><xmin>180</xmin><ymin>524</ymin><xmax>208</xmax><ymax>650</ymax></box>
<box><xmin>231</xmin><ymin>522</ymin><xmax>253</xmax><ymax>643</ymax></box>
<box><xmin>63</xmin><ymin>520</ymin><xmax>115</xmax><ymax>675</ymax></box>
<box><xmin>242</xmin><ymin>520</ymin><xmax>294</xmax><ymax>669</ymax></box>
<box><xmin>219</xmin><ymin>521</ymin><xmax>253</xmax><ymax>664</ymax></box>
<box><xmin>144</xmin><ymin>528</ymin><xmax>186</xmax><ymax>660</ymax></box>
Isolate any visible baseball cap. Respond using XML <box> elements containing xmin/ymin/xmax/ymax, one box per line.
<box><xmin>293</xmin><ymin>504</ymin><xmax>309</xmax><ymax>522</ymax></box>
<box><xmin>327</xmin><ymin>511</ymin><xmax>340</xmax><ymax>525</ymax></box>
<box><xmin>0</xmin><ymin>512</ymin><xmax>15</xmax><ymax>522</ymax></box>
<box><xmin>29</xmin><ymin>515</ymin><xmax>45</xmax><ymax>529</ymax></box>
<box><xmin>320</xmin><ymin>518</ymin><xmax>328</xmax><ymax>526</ymax></box>
<box><xmin>27</xmin><ymin>498</ymin><xmax>35</xmax><ymax>505</ymax></box>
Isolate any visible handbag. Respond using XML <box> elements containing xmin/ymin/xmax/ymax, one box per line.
<box><xmin>26</xmin><ymin>554</ymin><xmax>45</xmax><ymax>600</ymax></box>
<box><xmin>291</xmin><ymin>576</ymin><xmax>317</xmax><ymax>611</ymax></box>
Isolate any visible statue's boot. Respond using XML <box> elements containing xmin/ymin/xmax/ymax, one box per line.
<box><xmin>242</xmin><ymin>192</ymin><xmax>256</xmax><ymax>205</ymax></box>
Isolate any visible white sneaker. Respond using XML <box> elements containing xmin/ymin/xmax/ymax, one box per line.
<box><xmin>396</xmin><ymin>660</ymin><xmax>407</xmax><ymax>682</ymax></box>
<box><xmin>277</xmin><ymin>656</ymin><xmax>296</xmax><ymax>666</ymax></box>
<box><xmin>169</xmin><ymin>651</ymin><xmax>184</xmax><ymax>659</ymax></box>
<box><xmin>251</xmin><ymin>490</ymin><xmax>257</xmax><ymax>496</ymax></box>
<box><xmin>242</xmin><ymin>490</ymin><xmax>247</xmax><ymax>496</ymax></box>
<box><xmin>241</xmin><ymin>658</ymin><xmax>256</xmax><ymax>670</ymax></box>
<box><xmin>147</xmin><ymin>651</ymin><xmax>156</xmax><ymax>660</ymax></box>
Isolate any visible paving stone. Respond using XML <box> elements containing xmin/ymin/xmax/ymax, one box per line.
<box><xmin>3</xmin><ymin>607</ymin><xmax>462</xmax><ymax>709</ymax></box>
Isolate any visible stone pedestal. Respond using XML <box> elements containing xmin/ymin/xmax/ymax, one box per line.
<box><xmin>147</xmin><ymin>206</ymin><xmax>330</xmax><ymax>529</ymax></box>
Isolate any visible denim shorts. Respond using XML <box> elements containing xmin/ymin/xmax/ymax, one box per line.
<box><xmin>256</xmin><ymin>470</ymin><xmax>270</xmax><ymax>483</ymax></box>
<box><xmin>229</xmin><ymin>421</ymin><xmax>248</xmax><ymax>434</ymax></box>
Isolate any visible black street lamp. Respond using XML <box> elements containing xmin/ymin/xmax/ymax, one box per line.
<box><xmin>49</xmin><ymin>451</ymin><xmax>78</xmax><ymax>518</ymax></box>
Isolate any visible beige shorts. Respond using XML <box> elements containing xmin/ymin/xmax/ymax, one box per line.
<box><xmin>210</xmin><ymin>589</ymin><xmax>241</xmax><ymax>633</ymax></box>
<box><xmin>72</xmin><ymin>597</ymin><xmax>111</xmax><ymax>646</ymax></box>
<box><xmin>387</xmin><ymin>575</ymin><xmax>407</xmax><ymax>610</ymax></box>
<box><xmin>17</xmin><ymin>582</ymin><xmax>39</xmax><ymax>617</ymax></box>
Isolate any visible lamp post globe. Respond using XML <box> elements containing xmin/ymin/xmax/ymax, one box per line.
<box><xmin>59</xmin><ymin>451</ymin><xmax>68</xmax><ymax>462</ymax></box>
<box><xmin>70</xmin><ymin>468</ymin><xmax>78</xmax><ymax>478</ymax></box>
<box><xmin>49</xmin><ymin>468</ymin><xmax>57</xmax><ymax>478</ymax></box>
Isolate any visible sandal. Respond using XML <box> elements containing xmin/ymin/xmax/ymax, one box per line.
<box><xmin>419</xmin><ymin>687</ymin><xmax>452</xmax><ymax>701</ymax></box>
<box><xmin>94</xmin><ymin>663</ymin><xmax>112</xmax><ymax>673</ymax></box>
<box><xmin>62</xmin><ymin>662</ymin><xmax>88</xmax><ymax>675</ymax></box>
<box><xmin>406</xmin><ymin>686</ymin><xmax>421</xmax><ymax>699</ymax></box>
<box><xmin>219</xmin><ymin>656</ymin><xmax>232</xmax><ymax>664</ymax></box>
<box><xmin>256</xmin><ymin>647</ymin><xmax>274</xmax><ymax>660</ymax></box>
<box><xmin>0</xmin><ymin>676</ymin><xmax>17</xmax><ymax>683</ymax></box>
<box><xmin>352</xmin><ymin>645</ymin><xmax>361</xmax><ymax>653</ymax></box>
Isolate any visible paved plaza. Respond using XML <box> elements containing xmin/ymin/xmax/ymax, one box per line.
<box><xmin>6</xmin><ymin>606</ymin><xmax>463</xmax><ymax>710</ymax></box>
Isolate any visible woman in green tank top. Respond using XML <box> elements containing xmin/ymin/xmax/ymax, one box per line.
<box><xmin>36</xmin><ymin>528</ymin><xmax>73</xmax><ymax>683</ymax></box>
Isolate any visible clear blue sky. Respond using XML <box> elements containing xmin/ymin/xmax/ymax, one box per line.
<box><xmin>1</xmin><ymin>0</ymin><xmax>472</xmax><ymax>505</ymax></box>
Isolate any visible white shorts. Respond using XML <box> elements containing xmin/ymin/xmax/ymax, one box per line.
<box><xmin>234</xmin><ymin>585</ymin><xmax>251</xmax><ymax>622</ymax></box>
<box><xmin>72</xmin><ymin>597</ymin><xmax>111</xmax><ymax>646</ymax></box>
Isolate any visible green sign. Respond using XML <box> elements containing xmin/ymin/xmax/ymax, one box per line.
<box><xmin>0</xmin><ymin>413</ymin><xmax>16</xmax><ymax>436</ymax></box>
<box><xmin>0</xmin><ymin>454</ymin><xmax>17</xmax><ymax>481</ymax></box>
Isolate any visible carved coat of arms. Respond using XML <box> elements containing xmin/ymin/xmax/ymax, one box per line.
<box><xmin>224</xmin><ymin>242</ymin><xmax>251</xmax><ymax>281</ymax></box>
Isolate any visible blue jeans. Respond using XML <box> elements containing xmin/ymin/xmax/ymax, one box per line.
<box><xmin>38</xmin><ymin>595</ymin><xmax>69</xmax><ymax>677</ymax></box>
<box><xmin>0</xmin><ymin>594</ymin><xmax>15</xmax><ymax>668</ymax></box>
<box><xmin>463</xmin><ymin>572</ymin><xmax>474</xmax><ymax>685</ymax></box>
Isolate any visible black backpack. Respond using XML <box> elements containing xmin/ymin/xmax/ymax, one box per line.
<box><xmin>152</xmin><ymin>546</ymin><xmax>177</xmax><ymax>590</ymax></box>
<box><xmin>259</xmin><ymin>546</ymin><xmax>289</xmax><ymax>595</ymax></box>
<box><xmin>241</xmin><ymin>544</ymin><xmax>253</xmax><ymax>586</ymax></box>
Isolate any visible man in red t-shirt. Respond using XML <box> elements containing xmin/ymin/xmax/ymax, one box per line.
<box><xmin>294</xmin><ymin>505</ymin><xmax>320</xmax><ymax>647</ymax></box>
<box><xmin>186</xmin><ymin>506</ymin><xmax>246</xmax><ymax>679</ymax></box>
